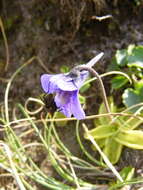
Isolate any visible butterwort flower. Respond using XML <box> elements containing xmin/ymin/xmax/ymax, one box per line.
<box><xmin>40</xmin><ymin>52</ymin><xmax>104</xmax><ymax>120</ymax></box>
<box><xmin>40</xmin><ymin>70</ymin><xmax>88</xmax><ymax>119</ymax></box>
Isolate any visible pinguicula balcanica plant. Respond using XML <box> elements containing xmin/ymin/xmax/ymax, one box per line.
<box><xmin>40</xmin><ymin>52</ymin><xmax>105</xmax><ymax>120</ymax></box>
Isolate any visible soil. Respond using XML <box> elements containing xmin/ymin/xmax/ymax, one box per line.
<box><xmin>0</xmin><ymin>0</ymin><xmax>143</xmax><ymax>189</ymax></box>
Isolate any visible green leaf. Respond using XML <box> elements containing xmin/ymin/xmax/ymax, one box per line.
<box><xmin>93</xmin><ymin>117</ymin><xmax>101</xmax><ymax>127</ymax></box>
<box><xmin>130</xmin><ymin>67</ymin><xmax>143</xmax><ymax>79</ymax></box>
<box><xmin>98</xmin><ymin>97</ymin><xmax>117</xmax><ymax>125</ymax></box>
<box><xmin>122</xmin><ymin>88</ymin><xmax>142</xmax><ymax>112</ymax></box>
<box><xmin>103</xmin><ymin>138</ymin><xmax>123</xmax><ymax>164</ymax></box>
<box><xmin>54</xmin><ymin>112</ymin><xmax>68</xmax><ymax>127</ymax></box>
<box><xmin>91</xmin><ymin>138</ymin><xmax>106</xmax><ymax>150</ymax></box>
<box><xmin>84</xmin><ymin>124</ymin><xmax>118</xmax><ymax>140</ymax></box>
<box><xmin>111</xmin><ymin>75</ymin><xmax>129</xmax><ymax>89</ymax></box>
<box><xmin>115</xmin><ymin>49</ymin><xmax>128</xmax><ymax>66</ymax></box>
<box><xmin>78</xmin><ymin>94</ymin><xmax>86</xmax><ymax>104</ymax></box>
<box><xmin>60</xmin><ymin>65</ymin><xmax>70</xmax><ymax>73</ymax></box>
<box><xmin>119</xmin><ymin>167</ymin><xmax>134</xmax><ymax>181</ymax></box>
<box><xmin>122</xmin><ymin>116</ymin><xmax>143</xmax><ymax>130</ymax></box>
<box><xmin>115</xmin><ymin>130</ymin><xmax>143</xmax><ymax>149</ymax></box>
<box><xmin>123</xmin><ymin>80</ymin><xmax>143</xmax><ymax>112</ymax></box>
<box><xmin>107</xmin><ymin>57</ymin><xmax>120</xmax><ymax>71</ymax></box>
<box><xmin>127</xmin><ymin>45</ymin><xmax>143</xmax><ymax>68</ymax></box>
<box><xmin>134</xmin><ymin>80</ymin><xmax>143</xmax><ymax>96</ymax></box>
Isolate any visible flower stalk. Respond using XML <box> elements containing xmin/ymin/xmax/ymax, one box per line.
<box><xmin>71</xmin><ymin>65</ymin><xmax>111</xmax><ymax>115</ymax></box>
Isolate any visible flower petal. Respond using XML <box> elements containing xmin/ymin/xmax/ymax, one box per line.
<box><xmin>61</xmin><ymin>104</ymin><xmax>72</xmax><ymax>118</ymax></box>
<box><xmin>54</xmin><ymin>91</ymin><xmax>71</xmax><ymax>107</ymax></box>
<box><xmin>54</xmin><ymin>90</ymin><xmax>85</xmax><ymax>119</ymax></box>
<box><xmin>71</xmin><ymin>90</ymin><xmax>85</xmax><ymax>120</ymax></box>
<box><xmin>41</xmin><ymin>74</ymin><xmax>60</xmax><ymax>93</ymax></box>
<box><xmin>41</xmin><ymin>70</ymin><xmax>89</xmax><ymax>93</ymax></box>
<box><xmin>51</xmin><ymin>74</ymin><xmax>78</xmax><ymax>91</ymax></box>
<box><xmin>54</xmin><ymin>91</ymin><xmax>73</xmax><ymax>117</ymax></box>
<box><xmin>40</xmin><ymin>74</ymin><xmax>52</xmax><ymax>93</ymax></box>
<box><xmin>41</xmin><ymin>74</ymin><xmax>62</xmax><ymax>93</ymax></box>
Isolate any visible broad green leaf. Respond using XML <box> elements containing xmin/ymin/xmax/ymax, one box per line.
<box><xmin>134</xmin><ymin>80</ymin><xmax>143</xmax><ymax>97</ymax></box>
<box><xmin>93</xmin><ymin>118</ymin><xmax>101</xmax><ymax>127</ymax></box>
<box><xmin>127</xmin><ymin>45</ymin><xmax>143</xmax><ymax>68</ymax></box>
<box><xmin>84</xmin><ymin>124</ymin><xmax>118</xmax><ymax>140</ymax></box>
<box><xmin>91</xmin><ymin>138</ymin><xmax>106</xmax><ymax>150</ymax></box>
<box><xmin>103</xmin><ymin>138</ymin><xmax>123</xmax><ymax>164</ymax></box>
<box><xmin>122</xmin><ymin>88</ymin><xmax>142</xmax><ymax>112</ymax></box>
<box><xmin>115</xmin><ymin>49</ymin><xmax>128</xmax><ymax>66</ymax></box>
<box><xmin>122</xmin><ymin>116</ymin><xmax>143</xmax><ymax>130</ymax></box>
<box><xmin>127</xmin><ymin>44</ymin><xmax>135</xmax><ymax>54</ymax></box>
<box><xmin>131</xmin><ymin>67</ymin><xmax>143</xmax><ymax>79</ymax></box>
<box><xmin>123</xmin><ymin>81</ymin><xmax>143</xmax><ymax>112</ymax></box>
<box><xmin>115</xmin><ymin>130</ymin><xmax>143</xmax><ymax>149</ymax></box>
<box><xmin>111</xmin><ymin>75</ymin><xmax>129</xmax><ymax>89</ymax></box>
<box><xmin>107</xmin><ymin>57</ymin><xmax>120</xmax><ymax>71</ymax></box>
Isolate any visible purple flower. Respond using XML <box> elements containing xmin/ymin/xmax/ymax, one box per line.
<box><xmin>40</xmin><ymin>53</ymin><xmax>104</xmax><ymax>119</ymax></box>
<box><xmin>40</xmin><ymin>70</ymin><xmax>88</xmax><ymax>120</ymax></box>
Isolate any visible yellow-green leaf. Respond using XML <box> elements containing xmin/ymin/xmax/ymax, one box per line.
<box><xmin>91</xmin><ymin>138</ymin><xmax>106</xmax><ymax>151</ymax></box>
<box><xmin>54</xmin><ymin>112</ymin><xmax>68</xmax><ymax>127</ymax></box>
<box><xmin>115</xmin><ymin>130</ymin><xmax>143</xmax><ymax>149</ymax></box>
<box><xmin>84</xmin><ymin>124</ymin><xmax>118</xmax><ymax>140</ymax></box>
<box><xmin>99</xmin><ymin>97</ymin><xmax>117</xmax><ymax>125</ymax></box>
<box><xmin>123</xmin><ymin>116</ymin><xmax>143</xmax><ymax>130</ymax></box>
<box><xmin>119</xmin><ymin>167</ymin><xmax>134</xmax><ymax>181</ymax></box>
<box><xmin>103</xmin><ymin>138</ymin><xmax>123</xmax><ymax>164</ymax></box>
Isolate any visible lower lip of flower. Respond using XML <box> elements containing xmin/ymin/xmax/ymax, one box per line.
<box><xmin>57</xmin><ymin>91</ymin><xmax>72</xmax><ymax>105</ymax></box>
